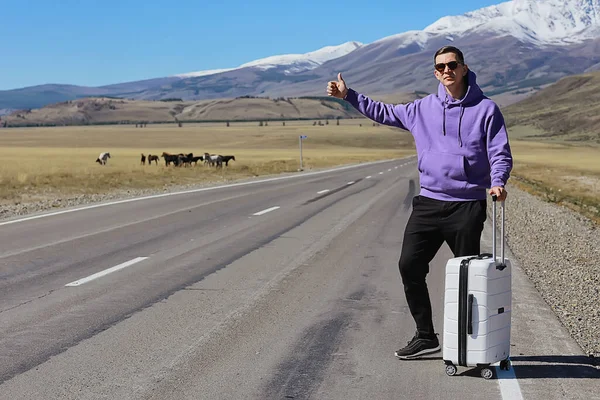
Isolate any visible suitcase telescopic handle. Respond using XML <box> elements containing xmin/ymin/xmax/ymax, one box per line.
<box><xmin>491</xmin><ymin>195</ymin><xmax>506</xmax><ymax>268</ymax></box>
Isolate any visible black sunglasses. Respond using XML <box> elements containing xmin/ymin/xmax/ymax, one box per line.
<box><xmin>434</xmin><ymin>61</ymin><xmax>461</xmax><ymax>72</ymax></box>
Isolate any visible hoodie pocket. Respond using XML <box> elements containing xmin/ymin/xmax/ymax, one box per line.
<box><xmin>418</xmin><ymin>150</ymin><xmax>468</xmax><ymax>192</ymax></box>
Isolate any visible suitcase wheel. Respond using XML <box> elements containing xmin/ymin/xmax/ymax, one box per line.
<box><xmin>445</xmin><ymin>364</ymin><xmax>457</xmax><ymax>376</ymax></box>
<box><xmin>480</xmin><ymin>367</ymin><xmax>494</xmax><ymax>380</ymax></box>
<box><xmin>500</xmin><ymin>358</ymin><xmax>511</xmax><ymax>371</ymax></box>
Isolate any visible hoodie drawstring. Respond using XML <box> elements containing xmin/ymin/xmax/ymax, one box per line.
<box><xmin>442</xmin><ymin>96</ymin><xmax>448</xmax><ymax>136</ymax></box>
<box><xmin>443</xmin><ymin>97</ymin><xmax>466</xmax><ymax>147</ymax></box>
<box><xmin>458</xmin><ymin>105</ymin><xmax>465</xmax><ymax>147</ymax></box>
<box><xmin>443</xmin><ymin>106</ymin><xmax>446</xmax><ymax>136</ymax></box>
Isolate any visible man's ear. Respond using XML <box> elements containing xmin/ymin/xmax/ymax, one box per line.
<box><xmin>463</xmin><ymin>64</ymin><xmax>469</xmax><ymax>76</ymax></box>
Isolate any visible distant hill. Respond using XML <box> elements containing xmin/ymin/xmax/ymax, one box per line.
<box><xmin>2</xmin><ymin>94</ymin><xmax>425</xmax><ymax>127</ymax></box>
<box><xmin>503</xmin><ymin>70</ymin><xmax>600</xmax><ymax>143</ymax></box>
<box><xmin>7</xmin><ymin>72</ymin><xmax>600</xmax><ymax>148</ymax></box>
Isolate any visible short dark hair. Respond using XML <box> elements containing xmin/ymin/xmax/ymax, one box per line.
<box><xmin>434</xmin><ymin>46</ymin><xmax>465</xmax><ymax>64</ymax></box>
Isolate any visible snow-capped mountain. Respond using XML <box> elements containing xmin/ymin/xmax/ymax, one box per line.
<box><xmin>176</xmin><ymin>68</ymin><xmax>234</xmax><ymax>78</ymax></box>
<box><xmin>260</xmin><ymin>0</ymin><xmax>600</xmax><ymax>99</ymax></box>
<box><xmin>176</xmin><ymin>41</ymin><xmax>363</xmax><ymax>78</ymax></box>
<box><xmin>423</xmin><ymin>0</ymin><xmax>600</xmax><ymax>45</ymax></box>
<box><xmin>179</xmin><ymin>0</ymin><xmax>600</xmax><ymax>80</ymax></box>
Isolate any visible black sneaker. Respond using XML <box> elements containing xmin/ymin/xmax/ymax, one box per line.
<box><xmin>395</xmin><ymin>333</ymin><xmax>440</xmax><ymax>359</ymax></box>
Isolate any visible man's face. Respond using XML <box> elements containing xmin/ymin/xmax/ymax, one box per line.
<box><xmin>434</xmin><ymin>52</ymin><xmax>468</xmax><ymax>89</ymax></box>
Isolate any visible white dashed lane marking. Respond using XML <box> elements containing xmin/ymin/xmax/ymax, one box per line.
<box><xmin>252</xmin><ymin>206</ymin><xmax>280</xmax><ymax>216</ymax></box>
<box><xmin>317</xmin><ymin>190</ymin><xmax>330</xmax><ymax>194</ymax></box>
<box><xmin>65</xmin><ymin>257</ymin><xmax>148</xmax><ymax>287</ymax></box>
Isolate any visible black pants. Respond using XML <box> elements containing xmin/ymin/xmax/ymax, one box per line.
<box><xmin>398</xmin><ymin>195</ymin><xmax>487</xmax><ymax>337</ymax></box>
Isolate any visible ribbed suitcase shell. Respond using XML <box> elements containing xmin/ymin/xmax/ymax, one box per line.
<box><xmin>442</xmin><ymin>255</ymin><xmax>512</xmax><ymax>366</ymax></box>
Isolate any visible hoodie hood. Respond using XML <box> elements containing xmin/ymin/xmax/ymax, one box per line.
<box><xmin>438</xmin><ymin>70</ymin><xmax>484</xmax><ymax>146</ymax></box>
<box><xmin>436</xmin><ymin>70</ymin><xmax>483</xmax><ymax>105</ymax></box>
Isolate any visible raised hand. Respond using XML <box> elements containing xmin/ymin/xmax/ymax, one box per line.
<box><xmin>327</xmin><ymin>72</ymin><xmax>348</xmax><ymax>99</ymax></box>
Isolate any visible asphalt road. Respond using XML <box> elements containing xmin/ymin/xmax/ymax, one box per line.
<box><xmin>0</xmin><ymin>157</ymin><xmax>597</xmax><ymax>400</ymax></box>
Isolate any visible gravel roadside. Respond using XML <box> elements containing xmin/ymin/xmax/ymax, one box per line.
<box><xmin>498</xmin><ymin>184</ymin><xmax>599</xmax><ymax>358</ymax></box>
<box><xmin>1</xmin><ymin>175</ymin><xmax>598</xmax><ymax>357</ymax></box>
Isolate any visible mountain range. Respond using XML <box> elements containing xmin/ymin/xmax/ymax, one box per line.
<box><xmin>3</xmin><ymin>0</ymin><xmax>600</xmax><ymax>113</ymax></box>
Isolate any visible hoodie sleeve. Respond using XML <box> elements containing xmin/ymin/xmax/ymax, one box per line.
<box><xmin>486</xmin><ymin>105</ymin><xmax>513</xmax><ymax>188</ymax></box>
<box><xmin>344</xmin><ymin>89</ymin><xmax>415</xmax><ymax>131</ymax></box>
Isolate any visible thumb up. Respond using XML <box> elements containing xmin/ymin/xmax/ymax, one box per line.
<box><xmin>327</xmin><ymin>72</ymin><xmax>348</xmax><ymax>99</ymax></box>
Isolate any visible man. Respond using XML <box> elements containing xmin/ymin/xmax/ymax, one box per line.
<box><xmin>327</xmin><ymin>46</ymin><xmax>513</xmax><ymax>359</ymax></box>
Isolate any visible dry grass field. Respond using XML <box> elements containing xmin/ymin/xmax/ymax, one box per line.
<box><xmin>0</xmin><ymin>119</ymin><xmax>414</xmax><ymax>206</ymax></box>
<box><xmin>1</xmin><ymin>121</ymin><xmax>598</xmax><ymax>223</ymax></box>
<box><xmin>502</xmin><ymin>72</ymin><xmax>600</xmax><ymax>144</ymax></box>
<box><xmin>508</xmin><ymin>126</ymin><xmax>600</xmax><ymax>223</ymax></box>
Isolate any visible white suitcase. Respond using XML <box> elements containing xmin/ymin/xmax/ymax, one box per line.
<box><xmin>442</xmin><ymin>197</ymin><xmax>512</xmax><ymax>379</ymax></box>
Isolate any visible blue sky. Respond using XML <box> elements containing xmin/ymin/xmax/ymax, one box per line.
<box><xmin>1</xmin><ymin>0</ymin><xmax>502</xmax><ymax>90</ymax></box>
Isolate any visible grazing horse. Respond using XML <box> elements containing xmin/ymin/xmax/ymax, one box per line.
<box><xmin>161</xmin><ymin>151</ymin><xmax>179</xmax><ymax>166</ymax></box>
<box><xmin>176</xmin><ymin>153</ymin><xmax>194</xmax><ymax>167</ymax></box>
<box><xmin>191</xmin><ymin>155</ymin><xmax>204</xmax><ymax>165</ymax></box>
<box><xmin>147</xmin><ymin>154</ymin><xmax>159</xmax><ymax>165</ymax></box>
<box><xmin>214</xmin><ymin>155</ymin><xmax>224</xmax><ymax>168</ymax></box>
<box><xmin>207</xmin><ymin>154</ymin><xmax>221</xmax><ymax>167</ymax></box>
<box><xmin>140</xmin><ymin>153</ymin><xmax>146</xmax><ymax>165</ymax></box>
<box><xmin>96</xmin><ymin>152</ymin><xmax>111</xmax><ymax>165</ymax></box>
<box><xmin>220</xmin><ymin>155</ymin><xmax>236</xmax><ymax>166</ymax></box>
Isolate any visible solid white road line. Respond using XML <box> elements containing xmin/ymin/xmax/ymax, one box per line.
<box><xmin>252</xmin><ymin>206</ymin><xmax>280</xmax><ymax>216</ymax></box>
<box><xmin>65</xmin><ymin>257</ymin><xmax>148</xmax><ymax>287</ymax></box>
<box><xmin>1</xmin><ymin>158</ymin><xmax>409</xmax><ymax>227</ymax></box>
<box><xmin>496</xmin><ymin>366</ymin><xmax>524</xmax><ymax>400</ymax></box>
<box><xmin>317</xmin><ymin>190</ymin><xmax>330</xmax><ymax>194</ymax></box>
<box><xmin>347</xmin><ymin>181</ymin><xmax>354</xmax><ymax>185</ymax></box>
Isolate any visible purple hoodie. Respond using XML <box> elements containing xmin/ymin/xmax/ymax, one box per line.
<box><xmin>344</xmin><ymin>70</ymin><xmax>513</xmax><ymax>201</ymax></box>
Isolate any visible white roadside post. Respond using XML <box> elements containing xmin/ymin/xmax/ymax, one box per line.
<box><xmin>299</xmin><ymin>135</ymin><xmax>307</xmax><ymax>171</ymax></box>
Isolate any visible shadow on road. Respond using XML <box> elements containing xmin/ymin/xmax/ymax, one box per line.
<box><xmin>507</xmin><ymin>355</ymin><xmax>600</xmax><ymax>379</ymax></box>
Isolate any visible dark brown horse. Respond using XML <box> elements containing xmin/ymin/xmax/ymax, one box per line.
<box><xmin>161</xmin><ymin>152</ymin><xmax>179</xmax><ymax>166</ymax></box>
<box><xmin>220</xmin><ymin>155</ymin><xmax>236</xmax><ymax>166</ymax></box>
<box><xmin>147</xmin><ymin>154</ymin><xmax>159</xmax><ymax>165</ymax></box>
